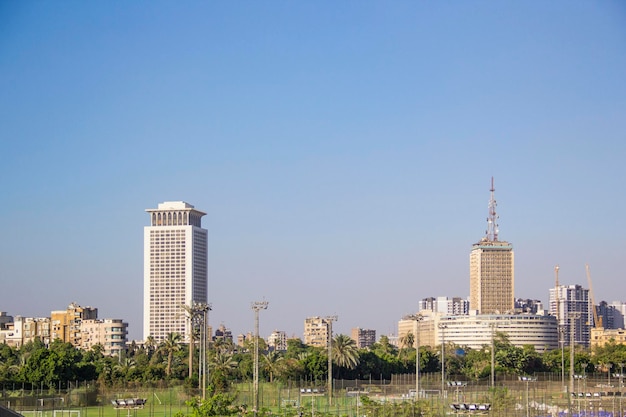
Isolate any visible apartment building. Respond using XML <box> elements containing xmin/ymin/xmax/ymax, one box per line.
<box><xmin>80</xmin><ymin>319</ymin><xmax>128</xmax><ymax>356</ymax></box>
<box><xmin>51</xmin><ymin>303</ymin><xmax>98</xmax><ymax>345</ymax></box>
<box><xmin>350</xmin><ymin>328</ymin><xmax>376</xmax><ymax>349</ymax></box>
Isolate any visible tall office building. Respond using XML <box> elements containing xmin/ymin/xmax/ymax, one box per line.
<box><xmin>144</xmin><ymin>201</ymin><xmax>208</xmax><ymax>342</ymax></box>
<box><xmin>469</xmin><ymin>179</ymin><xmax>515</xmax><ymax>314</ymax></box>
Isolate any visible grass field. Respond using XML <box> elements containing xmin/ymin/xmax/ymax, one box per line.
<box><xmin>3</xmin><ymin>374</ymin><xmax>626</xmax><ymax>417</ymax></box>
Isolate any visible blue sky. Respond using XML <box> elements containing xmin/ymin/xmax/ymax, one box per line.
<box><xmin>1</xmin><ymin>2</ymin><xmax>625</xmax><ymax>341</ymax></box>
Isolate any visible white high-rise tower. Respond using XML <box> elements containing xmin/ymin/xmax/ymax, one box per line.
<box><xmin>144</xmin><ymin>201</ymin><xmax>208</xmax><ymax>342</ymax></box>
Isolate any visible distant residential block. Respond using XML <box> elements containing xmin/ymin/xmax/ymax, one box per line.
<box><xmin>350</xmin><ymin>327</ymin><xmax>376</xmax><ymax>349</ymax></box>
<box><xmin>80</xmin><ymin>319</ymin><xmax>128</xmax><ymax>356</ymax></box>
<box><xmin>268</xmin><ymin>330</ymin><xmax>287</xmax><ymax>351</ymax></box>
<box><xmin>51</xmin><ymin>302</ymin><xmax>98</xmax><ymax>345</ymax></box>
<box><xmin>304</xmin><ymin>316</ymin><xmax>332</xmax><ymax>347</ymax></box>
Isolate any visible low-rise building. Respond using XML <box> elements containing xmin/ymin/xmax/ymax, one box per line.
<box><xmin>351</xmin><ymin>328</ymin><xmax>376</xmax><ymax>349</ymax></box>
<box><xmin>80</xmin><ymin>319</ymin><xmax>128</xmax><ymax>356</ymax></box>
<box><xmin>268</xmin><ymin>330</ymin><xmax>287</xmax><ymax>351</ymax></box>
<box><xmin>591</xmin><ymin>327</ymin><xmax>626</xmax><ymax>348</ymax></box>
<box><xmin>304</xmin><ymin>316</ymin><xmax>333</xmax><ymax>347</ymax></box>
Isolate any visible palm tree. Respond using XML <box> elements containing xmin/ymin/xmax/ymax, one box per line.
<box><xmin>114</xmin><ymin>357</ymin><xmax>137</xmax><ymax>378</ymax></box>
<box><xmin>209</xmin><ymin>350</ymin><xmax>238</xmax><ymax>392</ymax></box>
<box><xmin>159</xmin><ymin>332</ymin><xmax>182</xmax><ymax>377</ymax></box>
<box><xmin>209</xmin><ymin>351</ymin><xmax>238</xmax><ymax>375</ymax></box>
<box><xmin>144</xmin><ymin>335</ymin><xmax>157</xmax><ymax>355</ymax></box>
<box><xmin>400</xmin><ymin>332</ymin><xmax>415</xmax><ymax>350</ymax></box>
<box><xmin>332</xmin><ymin>334</ymin><xmax>360</xmax><ymax>370</ymax></box>
<box><xmin>262</xmin><ymin>351</ymin><xmax>283</xmax><ymax>382</ymax></box>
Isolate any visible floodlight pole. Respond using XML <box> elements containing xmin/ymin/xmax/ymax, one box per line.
<box><xmin>325</xmin><ymin>315</ymin><xmax>338</xmax><ymax>406</ymax></box>
<box><xmin>569</xmin><ymin>312</ymin><xmax>581</xmax><ymax>396</ymax></box>
<box><xmin>199</xmin><ymin>303</ymin><xmax>212</xmax><ymax>399</ymax></box>
<box><xmin>438</xmin><ymin>323</ymin><xmax>447</xmax><ymax>397</ymax></box>
<box><xmin>252</xmin><ymin>301</ymin><xmax>269</xmax><ymax>417</ymax></box>
<box><xmin>407</xmin><ymin>314</ymin><xmax>424</xmax><ymax>399</ymax></box>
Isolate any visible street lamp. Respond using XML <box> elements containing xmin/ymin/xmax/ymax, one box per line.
<box><xmin>574</xmin><ymin>374</ymin><xmax>586</xmax><ymax>413</ymax></box>
<box><xmin>619</xmin><ymin>363</ymin><xmax>624</xmax><ymax>417</ymax></box>
<box><xmin>197</xmin><ymin>303</ymin><xmax>212</xmax><ymax>399</ymax></box>
<box><xmin>251</xmin><ymin>300</ymin><xmax>269</xmax><ymax>417</ymax></box>
<box><xmin>519</xmin><ymin>376</ymin><xmax>537</xmax><ymax>417</ymax></box>
<box><xmin>438</xmin><ymin>323</ymin><xmax>447</xmax><ymax>397</ymax></box>
<box><xmin>407</xmin><ymin>314</ymin><xmax>424</xmax><ymax>399</ymax></box>
<box><xmin>559</xmin><ymin>326</ymin><xmax>565</xmax><ymax>392</ymax></box>
<box><xmin>490</xmin><ymin>323</ymin><xmax>496</xmax><ymax>388</ymax></box>
<box><xmin>324</xmin><ymin>315</ymin><xmax>338</xmax><ymax>406</ymax></box>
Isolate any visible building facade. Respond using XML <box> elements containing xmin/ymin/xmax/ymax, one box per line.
<box><xmin>268</xmin><ymin>330</ymin><xmax>288</xmax><ymax>351</ymax></box>
<box><xmin>304</xmin><ymin>316</ymin><xmax>332</xmax><ymax>347</ymax></box>
<box><xmin>470</xmin><ymin>240</ymin><xmax>515</xmax><ymax>314</ymax></box>
<box><xmin>350</xmin><ymin>327</ymin><xmax>376</xmax><ymax>348</ymax></box>
<box><xmin>0</xmin><ymin>316</ymin><xmax>51</xmax><ymax>348</ymax></box>
<box><xmin>419</xmin><ymin>297</ymin><xmax>469</xmax><ymax>315</ymax></box>
<box><xmin>80</xmin><ymin>319</ymin><xmax>128</xmax><ymax>356</ymax></box>
<box><xmin>549</xmin><ymin>284</ymin><xmax>593</xmax><ymax>347</ymax></box>
<box><xmin>608</xmin><ymin>301</ymin><xmax>626</xmax><ymax>329</ymax></box>
<box><xmin>51</xmin><ymin>303</ymin><xmax>98</xmax><ymax>345</ymax></box>
<box><xmin>144</xmin><ymin>201</ymin><xmax>208</xmax><ymax>342</ymax></box>
<box><xmin>469</xmin><ymin>179</ymin><xmax>514</xmax><ymax>314</ymax></box>
<box><xmin>398</xmin><ymin>312</ymin><xmax>558</xmax><ymax>353</ymax></box>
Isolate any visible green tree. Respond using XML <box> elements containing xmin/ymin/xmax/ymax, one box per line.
<box><xmin>20</xmin><ymin>340</ymin><xmax>83</xmax><ymax>388</ymax></box>
<box><xmin>186</xmin><ymin>393</ymin><xmax>238</xmax><ymax>417</ymax></box>
<box><xmin>332</xmin><ymin>334</ymin><xmax>359</xmax><ymax>371</ymax></box>
<box><xmin>159</xmin><ymin>332</ymin><xmax>182</xmax><ymax>377</ymax></box>
<box><xmin>262</xmin><ymin>351</ymin><xmax>283</xmax><ymax>383</ymax></box>
<box><xmin>209</xmin><ymin>351</ymin><xmax>237</xmax><ymax>392</ymax></box>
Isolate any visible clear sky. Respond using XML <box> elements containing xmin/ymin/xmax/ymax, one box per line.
<box><xmin>1</xmin><ymin>2</ymin><xmax>625</xmax><ymax>342</ymax></box>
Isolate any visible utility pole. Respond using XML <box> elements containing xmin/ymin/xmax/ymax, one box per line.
<box><xmin>438</xmin><ymin>323</ymin><xmax>447</xmax><ymax>397</ymax></box>
<box><xmin>490</xmin><ymin>323</ymin><xmax>496</xmax><ymax>388</ymax></box>
<box><xmin>569</xmin><ymin>311</ymin><xmax>581</xmax><ymax>395</ymax></box>
<box><xmin>198</xmin><ymin>303</ymin><xmax>212</xmax><ymax>399</ymax></box>
<box><xmin>324</xmin><ymin>315</ymin><xmax>338</xmax><ymax>406</ymax></box>
<box><xmin>252</xmin><ymin>300</ymin><xmax>269</xmax><ymax>417</ymax></box>
<box><xmin>555</xmin><ymin>265</ymin><xmax>565</xmax><ymax>392</ymax></box>
<box><xmin>407</xmin><ymin>314</ymin><xmax>424</xmax><ymax>399</ymax></box>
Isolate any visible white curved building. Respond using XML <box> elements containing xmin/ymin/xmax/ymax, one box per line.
<box><xmin>438</xmin><ymin>313</ymin><xmax>558</xmax><ymax>352</ymax></box>
<box><xmin>399</xmin><ymin>312</ymin><xmax>558</xmax><ymax>353</ymax></box>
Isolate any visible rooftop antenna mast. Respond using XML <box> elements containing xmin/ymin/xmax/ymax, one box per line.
<box><xmin>486</xmin><ymin>177</ymin><xmax>499</xmax><ymax>241</ymax></box>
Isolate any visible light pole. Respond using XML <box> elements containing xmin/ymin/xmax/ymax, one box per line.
<box><xmin>251</xmin><ymin>300</ymin><xmax>269</xmax><ymax>417</ymax></box>
<box><xmin>490</xmin><ymin>323</ymin><xmax>496</xmax><ymax>388</ymax></box>
<box><xmin>181</xmin><ymin>301</ymin><xmax>211</xmax><ymax>395</ymax></box>
<box><xmin>324</xmin><ymin>315</ymin><xmax>338</xmax><ymax>406</ymax></box>
<box><xmin>574</xmin><ymin>374</ymin><xmax>585</xmax><ymax>413</ymax></box>
<box><xmin>559</xmin><ymin>326</ymin><xmax>565</xmax><ymax>392</ymax></box>
<box><xmin>197</xmin><ymin>303</ymin><xmax>212</xmax><ymax>399</ymax></box>
<box><xmin>438</xmin><ymin>323</ymin><xmax>447</xmax><ymax>397</ymax></box>
<box><xmin>519</xmin><ymin>376</ymin><xmax>537</xmax><ymax>417</ymax></box>
<box><xmin>569</xmin><ymin>311</ymin><xmax>581</xmax><ymax>396</ymax></box>
<box><xmin>579</xmin><ymin>362</ymin><xmax>589</xmax><ymax>414</ymax></box>
<box><xmin>407</xmin><ymin>314</ymin><xmax>424</xmax><ymax>399</ymax></box>
<box><xmin>619</xmin><ymin>363</ymin><xmax>623</xmax><ymax>417</ymax></box>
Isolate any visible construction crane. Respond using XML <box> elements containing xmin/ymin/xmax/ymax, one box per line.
<box><xmin>586</xmin><ymin>264</ymin><xmax>602</xmax><ymax>328</ymax></box>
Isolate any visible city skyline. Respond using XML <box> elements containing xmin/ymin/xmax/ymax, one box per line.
<box><xmin>1</xmin><ymin>2</ymin><xmax>625</xmax><ymax>341</ymax></box>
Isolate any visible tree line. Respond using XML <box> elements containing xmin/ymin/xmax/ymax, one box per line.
<box><xmin>2</xmin><ymin>331</ymin><xmax>626</xmax><ymax>390</ymax></box>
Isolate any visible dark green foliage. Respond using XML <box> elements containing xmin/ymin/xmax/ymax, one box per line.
<box><xmin>186</xmin><ymin>393</ymin><xmax>238</xmax><ymax>416</ymax></box>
